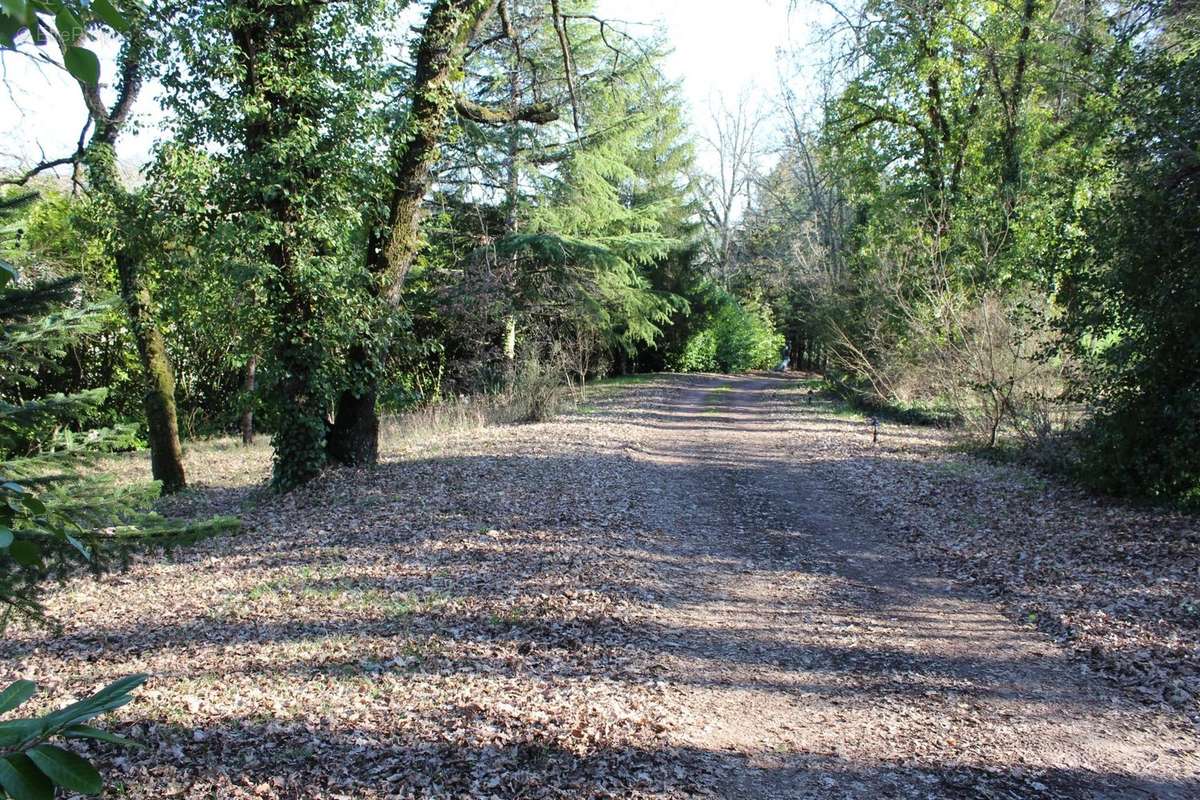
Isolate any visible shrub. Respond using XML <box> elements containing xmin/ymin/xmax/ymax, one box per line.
<box><xmin>675</xmin><ymin>328</ymin><xmax>717</xmax><ymax>372</ymax></box>
<box><xmin>505</xmin><ymin>349</ymin><xmax>568</xmax><ymax>423</ymax></box>
<box><xmin>0</xmin><ymin>675</ymin><xmax>147</xmax><ymax>800</ymax></box>
<box><xmin>673</xmin><ymin>292</ymin><xmax>783</xmax><ymax>373</ymax></box>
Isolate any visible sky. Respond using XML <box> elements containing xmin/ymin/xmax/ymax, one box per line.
<box><xmin>0</xmin><ymin>1</ymin><xmax>824</xmax><ymax>174</ymax></box>
<box><xmin>597</xmin><ymin>0</ymin><xmax>801</xmax><ymax>122</ymax></box>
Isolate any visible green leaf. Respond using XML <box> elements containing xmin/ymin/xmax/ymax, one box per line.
<box><xmin>63</xmin><ymin>45</ymin><xmax>100</xmax><ymax>85</ymax></box>
<box><xmin>91</xmin><ymin>0</ymin><xmax>129</xmax><ymax>32</ymax></box>
<box><xmin>63</xmin><ymin>533</ymin><xmax>90</xmax><ymax>560</ymax></box>
<box><xmin>0</xmin><ymin>680</ymin><xmax>36</xmax><ymax>715</ymax></box>
<box><xmin>54</xmin><ymin>8</ymin><xmax>82</xmax><ymax>41</ymax></box>
<box><xmin>64</xmin><ymin>724</ymin><xmax>137</xmax><ymax>747</ymax></box>
<box><xmin>20</xmin><ymin>495</ymin><xmax>45</xmax><ymax>515</ymax></box>
<box><xmin>42</xmin><ymin>674</ymin><xmax>148</xmax><ymax>730</ymax></box>
<box><xmin>0</xmin><ymin>754</ymin><xmax>53</xmax><ymax>800</ymax></box>
<box><xmin>0</xmin><ymin>527</ymin><xmax>12</xmax><ymax>548</ymax></box>
<box><xmin>0</xmin><ymin>15</ymin><xmax>21</xmax><ymax>49</ymax></box>
<box><xmin>9</xmin><ymin>540</ymin><xmax>40</xmax><ymax>566</ymax></box>
<box><xmin>0</xmin><ymin>719</ymin><xmax>41</xmax><ymax>748</ymax></box>
<box><xmin>0</xmin><ymin>0</ymin><xmax>28</xmax><ymax>24</ymax></box>
<box><xmin>27</xmin><ymin>745</ymin><xmax>102</xmax><ymax>795</ymax></box>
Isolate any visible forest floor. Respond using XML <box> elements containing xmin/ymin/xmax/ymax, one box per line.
<box><xmin>2</xmin><ymin>373</ymin><xmax>1198</xmax><ymax>799</ymax></box>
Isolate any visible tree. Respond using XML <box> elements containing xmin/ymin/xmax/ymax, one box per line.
<box><xmin>1057</xmin><ymin>7</ymin><xmax>1200</xmax><ymax>504</ymax></box>
<box><xmin>326</xmin><ymin>0</ymin><xmax>517</xmax><ymax>468</ymax></box>
<box><xmin>152</xmin><ymin>0</ymin><xmax>396</xmax><ymax>489</ymax></box>
<box><xmin>2</xmin><ymin>9</ymin><xmax>189</xmax><ymax>493</ymax></box>
<box><xmin>0</xmin><ymin>0</ymin><xmax>131</xmax><ymax>89</ymax></box>
<box><xmin>395</xmin><ymin>3</ymin><xmax>698</xmax><ymax>390</ymax></box>
<box><xmin>697</xmin><ymin>92</ymin><xmax>764</xmax><ymax>287</ymax></box>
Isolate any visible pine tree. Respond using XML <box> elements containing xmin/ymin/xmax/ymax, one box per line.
<box><xmin>433</xmin><ymin>5</ymin><xmax>699</xmax><ymax>376</ymax></box>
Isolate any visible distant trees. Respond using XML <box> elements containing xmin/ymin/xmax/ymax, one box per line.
<box><xmin>722</xmin><ymin>0</ymin><xmax>1199</xmax><ymax>504</ymax></box>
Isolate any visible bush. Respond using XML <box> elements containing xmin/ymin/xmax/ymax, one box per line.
<box><xmin>673</xmin><ymin>292</ymin><xmax>783</xmax><ymax>373</ymax></box>
<box><xmin>1056</xmin><ymin>34</ymin><xmax>1200</xmax><ymax>507</ymax></box>
<box><xmin>505</xmin><ymin>349</ymin><xmax>568</xmax><ymax>423</ymax></box>
<box><xmin>675</xmin><ymin>328</ymin><xmax>717</xmax><ymax>372</ymax></box>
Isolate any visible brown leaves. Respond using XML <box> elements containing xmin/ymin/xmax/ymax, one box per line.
<box><xmin>0</xmin><ymin>381</ymin><xmax>695</xmax><ymax>799</ymax></box>
<box><xmin>838</xmin><ymin>424</ymin><xmax>1200</xmax><ymax>720</ymax></box>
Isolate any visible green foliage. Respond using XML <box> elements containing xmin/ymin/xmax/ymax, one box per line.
<box><xmin>0</xmin><ymin>251</ymin><xmax>237</xmax><ymax>628</ymax></box>
<box><xmin>416</xmin><ymin>5</ymin><xmax>698</xmax><ymax>388</ymax></box>
<box><xmin>4</xmin><ymin>189</ymin><xmax>144</xmax><ymax>430</ymax></box>
<box><xmin>742</xmin><ymin>0</ymin><xmax>1199</xmax><ymax>504</ymax></box>
<box><xmin>676</xmin><ymin>328</ymin><xmax>717</xmax><ymax>373</ymax></box>
<box><xmin>1058</xmin><ymin>13</ymin><xmax>1200</xmax><ymax>505</ymax></box>
<box><xmin>674</xmin><ymin>289</ymin><xmax>784</xmax><ymax>374</ymax></box>
<box><xmin>0</xmin><ymin>1</ymin><xmax>132</xmax><ymax>83</ymax></box>
<box><xmin>154</xmin><ymin>0</ymin><xmax>398</xmax><ymax>488</ymax></box>
<box><xmin>0</xmin><ymin>674</ymin><xmax>146</xmax><ymax>800</ymax></box>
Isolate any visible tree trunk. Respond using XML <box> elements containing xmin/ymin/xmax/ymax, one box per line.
<box><xmin>240</xmin><ymin>354</ymin><xmax>256</xmax><ymax>445</ymax></box>
<box><xmin>71</xmin><ymin>31</ymin><xmax>187</xmax><ymax>495</ymax></box>
<box><xmin>327</xmin><ymin>389</ymin><xmax>379</xmax><ymax>465</ymax></box>
<box><xmin>326</xmin><ymin>0</ymin><xmax>502</xmax><ymax>466</ymax></box>
<box><xmin>231</xmin><ymin>1</ymin><xmax>335</xmax><ymax>489</ymax></box>
<box><xmin>116</xmin><ymin>253</ymin><xmax>186</xmax><ymax>494</ymax></box>
<box><xmin>503</xmin><ymin>314</ymin><xmax>517</xmax><ymax>359</ymax></box>
<box><xmin>326</xmin><ymin>345</ymin><xmax>379</xmax><ymax>466</ymax></box>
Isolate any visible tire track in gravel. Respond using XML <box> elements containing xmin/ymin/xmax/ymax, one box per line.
<box><xmin>621</xmin><ymin>373</ymin><xmax>1199</xmax><ymax>799</ymax></box>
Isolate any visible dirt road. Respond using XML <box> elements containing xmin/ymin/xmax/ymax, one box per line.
<box><xmin>614</xmin><ymin>374</ymin><xmax>1198</xmax><ymax>799</ymax></box>
<box><xmin>3</xmin><ymin>373</ymin><xmax>1196</xmax><ymax>798</ymax></box>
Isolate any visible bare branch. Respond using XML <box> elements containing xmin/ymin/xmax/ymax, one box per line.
<box><xmin>549</xmin><ymin>0</ymin><xmax>580</xmax><ymax>134</ymax></box>
<box><xmin>0</xmin><ymin>154</ymin><xmax>81</xmax><ymax>187</ymax></box>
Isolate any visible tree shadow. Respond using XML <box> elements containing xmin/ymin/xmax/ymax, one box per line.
<box><xmin>4</xmin><ymin>374</ymin><xmax>1196</xmax><ymax>798</ymax></box>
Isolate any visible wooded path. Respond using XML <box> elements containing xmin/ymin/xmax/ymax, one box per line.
<box><xmin>3</xmin><ymin>373</ymin><xmax>1197</xmax><ymax>798</ymax></box>
<box><xmin>626</xmin><ymin>375</ymin><xmax>1197</xmax><ymax>798</ymax></box>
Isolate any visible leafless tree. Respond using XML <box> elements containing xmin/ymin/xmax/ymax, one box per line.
<box><xmin>696</xmin><ymin>90</ymin><xmax>765</xmax><ymax>286</ymax></box>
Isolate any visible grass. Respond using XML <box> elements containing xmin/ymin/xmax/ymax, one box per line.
<box><xmin>587</xmin><ymin>373</ymin><xmax>662</xmax><ymax>389</ymax></box>
<box><xmin>578</xmin><ymin>372</ymin><xmax>662</xmax><ymax>403</ymax></box>
<box><xmin>702</xmin><ymin>384</ymin><xmax>733</xmax><ymax>413</ymax></box>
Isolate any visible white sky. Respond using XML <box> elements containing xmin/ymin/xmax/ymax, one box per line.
<box><xmin>0</xmin><ymin>1</ymin><xmax>826</xmax><ymax>174</ymax></box>
<box><xmin>597</xmin><ymin>0</ymin><xmax>816</xmax><ymax>130</ymax></box>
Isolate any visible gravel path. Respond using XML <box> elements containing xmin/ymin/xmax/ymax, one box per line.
<box><xmin>2</xmin><ymin>372</ymin><xmax>1197</xmax><ymax>798</ymax></box>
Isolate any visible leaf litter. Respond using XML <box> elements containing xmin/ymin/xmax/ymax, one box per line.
<box><xmin>1</xmin><ymin>373</ymin><xmax>1197</xmax><ymax>798</ymax></box>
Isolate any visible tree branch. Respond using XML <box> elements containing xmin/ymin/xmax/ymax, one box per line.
<box><xmin>454</xmin><ymin>96</ymin><xmax>558</xmax><ymax>124</ymax></box>
<box><xmin>0</xmin><ymin>154</ymin><xmax>81</xmax><ymax>187</ymax></box>
<box><xmin>549</xmin><ymin>0</ymin><xmax>580</xmax><ymax>133</ymax></box>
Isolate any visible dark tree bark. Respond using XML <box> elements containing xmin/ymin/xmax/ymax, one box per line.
<box><xmin>327</xmin><ymin>0</ymin><xmax>506</xmax><ymax>466</ymax></box>
<box><xmin>326</xmin><ymin>345</ymin><xmax>379</xmax><ymax>466</ymax></box>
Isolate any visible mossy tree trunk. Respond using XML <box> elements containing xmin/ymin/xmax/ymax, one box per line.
<box><xmin>327</xmin><ymin>0</ymin><xmax>503</xmax><ymax>467</ymax></box>
<box><xmin>69</xmin><ymin>28</ymin><xmax>189</xmax><ymax>494</ymax></box>
<box><xmin>117</xmin><ymin>254</ymin><xmax>186</xmax><ymax>493</ymax></box>
<box><xmin>326</xmin><ymin>0</ymin><xmax>559</xmax><ymax>466</ymax></box>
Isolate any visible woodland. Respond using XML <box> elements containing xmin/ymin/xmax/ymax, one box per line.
<box><xmin>0</xmin><ymin>0</ymin><xmax>1198</xmax><ymax>798</ymax></box>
